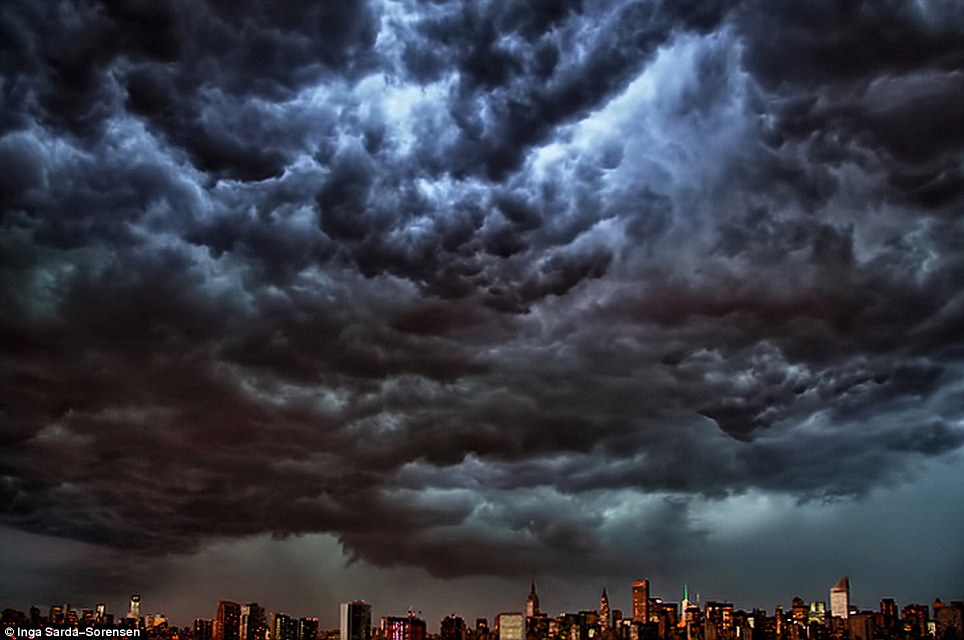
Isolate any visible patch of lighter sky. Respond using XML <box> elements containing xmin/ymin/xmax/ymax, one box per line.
<box><xmin>345</xmin><ymin>411</ymin><xmax>409</xmax><ymax>438</ymax></box>
<box><xmin>528</xmin><ymin>38</ymin><xmax>668</xmax><ymax>177</ymax></box>
<box><xmin>531</xmin><ymin>33</ymin><xmax>753</xmax><ymax>281</ymax></box>
<box><xmin>394</xmin><ymin>456</ymin><xmax>489</xmax><ymax>490</ymax></box>
<box><xmin>929</xmin><ymin>365</ymin><xmax>964</xmax><ymax>416</ymax></box>
<box><xmin>468</xmin><ymin>484</ymin><xmax>602</xmax><ymax>523</ymax></box>
<box><xmin>16</xmin><ymin>255</ymin><xmax>79</xmax><ymax>319</ymax></box>
<box><xmin>357</xmin><ymin>8</ymin><xmax>463</xmax><ymax>156</ymax></box>
<box><xmin>215</xmin><ymin>360</ymin><xmax>355</xmax><ymax>416</ymax></box>
<box><xmin>6</xmin><ymin>229</ymin><xmax>118</xmax><ymax>320</ymax></box>
<box><xmin>376</xmin><ymin>374</ymin><xmax>448</xmax><ymax>404</ymax></box>
<box><xmin>595</xmin><ymin>487</ymin><xmax>670</xmax><ymax>524</ymax></box>
<box><xmin>272</xmin><ymin>451</ymin><xmax>346</xmax><ymax>475</ymax></box>
<box><xmin>380</xmin><ymin>486</ymin><xmax>481</xmax><ymax>514</ymax></box>
<box><xmin>397</xmin><ymin>453</ymin><xmax>585</xmax><ymax>494</ymax></box>
<box><xmin>752</xmin><ymin>389</ymin><xmax>964</xmax><ymax>465</ymax></box>
<box><xmin>103</xmin><ymin>113</ymin><xmax>215</xmax><ymax>218</ymax></box>
<box><xmin>34</xmin><ymin>420</ymin><xmax>92</xmax><ymax>447</ymax></box>
<box><xmin>290</xmin><ymin>263</ymin><xmax>421</xmax><ymax>306</ymax></box>
<box><xmin>6</xmin><ymin>121</ymin><xmax>93</xmax><ymax>181</ymax></box>
<box><xmin>690</xmin><ymin>449</ymin><xmax>964</xmax><ymax>550</ymax></box>
<box><xmin>0</xmin><ymin>130</ymin><xmax>55</xmax><ymax>195</ymax></box>
<box><xmin>94</xmin><ymin>405</ymin><xmax>177</xmax><ymax>424</ymax></box>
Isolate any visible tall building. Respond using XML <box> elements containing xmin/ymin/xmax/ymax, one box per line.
<box><xmin>195</xmin><ymin>619</ymin><xmax>214</xmax><ymax>640</ymax></box>
<box><xmin>790</xmin><ymin>597</ymin><xmax>808</xmax><ymax>626</ymax></box>
<box><xmin>383</xmin><ymin>615</ymin><xmax>426</xmax><ymax>640</ymax></box>
<box><xmin>830</xmin><ymin>578</ymin><xmax>850</xmax><ymax>620</ymax></box>
<box><xmin>497</xmin><ymin>613</ymin><xmax>525</xmax><ymax>640</ymax></box>
<box><xmin>903</xmin><ymin>604</ymin><xmax>930</xmax><ymax>639</ymax></box>
<box><xmin>129</xmin><ymin>596</ymin><xmax>141</xmax><ymax>620</ymax></box>
<box><xmin>240</xmin><ymin>604</ymin><xmax>266</xmax><ymax>640</ymax></box>
<box><xmin>527</xmin><ymin>582</ymin><xmax>541</xmax><ymax>619</ymax></box>
<box><xmin>881</xmin><ymin>600</ymin><xmax>899</xmax><ymax>632</ymax></box>
<box><xmin>274</xmin><ymin>614</ymin><xmax>293</xmax><ymax>640</ymax></box>
<box><xmin>442</xmin><ymin>616</ymin><xmax>466</xmax><ymax>640</ymax></box>
<box><xmin>600</xmin><ymin>589</ymin><xmax>611</xmax><ymax>630</ymax></box>
<box><xmin>935</xmin><ymin>601</ymin><xmax>963</xmax><ymax>640</ymax></box>
<box><xmin>215</xmin><ymin>602</ymin><xmax>242</xmax><ymax>640</ymax></box>
<box><xmin>299</xmin><ymin>618</ymin><xmax>319</xmax><ymax>640</ymax></box>
<box><xmin>810</xmin><ymin>602</ymin><xmax>827</xmax><ymax>624</ymax></box>
<box><xmin>632</xmin><ymin>580</ymin><xmax>650</xmax><ymax>624</ymax></box>
<box><xmin>341</xmin><ymin>602</ymin><xmax>372</xmax><ymax>640</ymax></box>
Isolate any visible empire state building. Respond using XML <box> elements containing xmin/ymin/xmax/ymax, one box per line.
<box><xmin>526</xmin><ymin>581</ymin><xmax>540</xmax><ymax>618</ymax></box>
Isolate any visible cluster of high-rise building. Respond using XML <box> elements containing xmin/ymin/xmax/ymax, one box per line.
<box><xmin>1</xmin><ymin>596</ymin><xmax>149</xmax><ymax>632</ymax></box>
<box><xmin>326</xmin><ymin>580</ymin><xmax>961</xmax><ymax>640</ymax></box>
<box><xmin>0</xmin><ymin>597</ymin><xmax>328</xmax><ymax>640</ymax></box>
<box><xmin>2</xmin><ymin>579</ymin><xmax>961</xmax><ymax>640</ymax></box>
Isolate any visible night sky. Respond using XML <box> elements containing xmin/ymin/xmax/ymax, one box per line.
<box><xmin>2</xmin><ymin>0</ymin><xmax>964</xmax><ymax>629</ymax></box>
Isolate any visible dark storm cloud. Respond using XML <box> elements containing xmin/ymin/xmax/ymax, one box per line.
<box><xmin>395</xmin><ymin>0</ymin><xmax>733</xmax><ymax>181</ymax></box>
<box><xmin>1</xmin><ymin>0</ymin><xmax>376</xmax><ymax>178</ymax></box>
<box><xmin>2</xmin><ymin>0</ymin><xmax>964</xmax><ymax>597</ymax></box>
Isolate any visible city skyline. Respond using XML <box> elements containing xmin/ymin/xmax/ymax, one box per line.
<box><xmin>3</xmin><ymin>576</ymin><xmax>961</xmax><ymax>633</ymax></box>
<box><xmin>2</xmin><ymin>0</ymin><xmax>964</xmax><ymax>626</ymax></box>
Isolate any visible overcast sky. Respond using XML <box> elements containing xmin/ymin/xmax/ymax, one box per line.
<box><xmin>2</xmin><ymin>0</ymin><xmax>964</xmax><ymax>630</ymax></box>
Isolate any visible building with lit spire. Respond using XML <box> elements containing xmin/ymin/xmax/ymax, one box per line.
<box><xmin>527</xmin><ymin>581</ymin><xmax>540</xmax><ymax>618</ymax></box>
<box><xmin>600</xmin><ymin>589</ymin><xmax>611</xmax><ymax>630</ymax></box>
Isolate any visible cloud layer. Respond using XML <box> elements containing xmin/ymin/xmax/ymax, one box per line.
<box><xmin>2</xmin><ymin>0</ymin><xmax>964</xmax><ymax>603</ymax></box>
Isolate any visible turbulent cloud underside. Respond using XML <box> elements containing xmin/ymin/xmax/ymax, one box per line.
<box><xmin>2</xmin><ymin>0</ymin><xmax>964</xmax><ymax>588</ymax></box>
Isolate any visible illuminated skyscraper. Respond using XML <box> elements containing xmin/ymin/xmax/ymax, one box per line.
<box><xmin>681</xmin><ymin>585</ymin><xmax>693</xmax><ymax>619</ymax></box>
<box><xmin>129</xmin><ymin>596</ymin><xmax>141</xmax><ymax>620</ymax></box>
<box><xmin>527</xmin><ymin>582</ymin><xmax>541</xmax><ymax>618</ymax></box>
<box><xmin>881</xmin><ymin>599</ymin><xmax>898</xmax><ymax>632</ymax></box>
<box><xmin>791</xmin><ymin>597</ymin><xmax>808</xmax><ymax>626</ymax></box>
<box><xmin>241</xmin><ymin>604</ymin><xmax>266</xmax><ymax>640</ymax></box>
<box><xmin>830</xmin><ymin>578</ymin><xmax>850</xmax><ymax>620</ymax></box>
<box><xmin>341</xmin><ymin>602</ymin><xmax>372</xmax><ymax>640</ymax></box>
<box><xmin>195</xmin><ymin>619</ymin><xmax>213</xmax><ymax>640</ymax></box>
<box><xmin>600</xmin><ymin>589</ymin><xmax>611</xmax><ymax>630</ymax></box>
<box><xmin>497</xmin><ymin>613</ymin><xmax>525</xmax><ymax>640</ymax></box>
<box><xmin>632</xmin><ymin>580</ymin><xmax>650</xmax><ymax>623</ymax></box>
<box><xmin>215</xmin><ymin>602</ymin><xmax>242</xmax><ymax>640</ymax></box>
<box><xmin>810</xmin><ymin>602</ymin><xmax>827</xmax><ymax>624</ymax></box>
<box><xmin>383</xmin><ymin>615</ymin><xmax>426</xmax><ymax>640</ymax></box>
<box><xmin>442</xmin><ymin>616</ymin><xmax>466</xmax><ymax>640</ymax></box>
<box><xmin>274</xmin><ymin>614</ymin><xmax>293</xmax><ymax>640</ymax></box>
<box><xmin>299</xmin><ymin>618</ymin><xmax>319</xmax><ymax>640</ymax></box>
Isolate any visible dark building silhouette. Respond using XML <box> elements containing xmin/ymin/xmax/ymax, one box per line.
<box><xmin>881</xmin><ymin>599</ymin><xmax>899</xmax><ymax>634</ymax></box>
<box><xmin>195</xmin><ymin>619</ymin><xmax>214</xmax><ymax>640</ymax></box>
<box><xmin>633</xmin><ymin>581</ymin><xmax>651</xmax><ymax>624</ymax></box>
<box><xmin>936</xmin><ymin>601</ymin><xmax>964</xmax><ymax>640</ymax></box>
<box><xmin>300</xmin><ymin>617</ymin><xmax>319</xmax><ymax>640</ymax></box>
<box><xmin>341</xmin><ymin>602</ymin><xmax>372</xmax><ymax>640</ymax></box>
<box><xmin>442</xmin><ymin>616</ymin><xmax>466</xmax><ymax>640</ymax></box>
<box><xmin>214</xmin><ymin>602</ymin><xmax>241</xmax><ymax>640</ymax></box>
<box><xmin>241</xmin><ymin>604</ymin><xmax>266</xmax><ymax>640</ymax></box>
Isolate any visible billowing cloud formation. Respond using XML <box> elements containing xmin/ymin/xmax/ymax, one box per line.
<box><xmin>2</xmin><ymin>0</ymin><xmax>964</xmax><ymax>600</ymax></box>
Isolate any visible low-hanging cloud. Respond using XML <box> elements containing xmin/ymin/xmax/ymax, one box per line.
<box><xmin>2</xmin><ymin>0</ymin><xmax>963</xmax><ymax>605</ymax></box>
